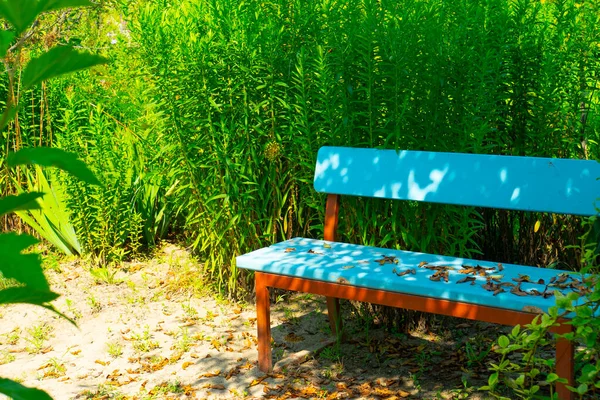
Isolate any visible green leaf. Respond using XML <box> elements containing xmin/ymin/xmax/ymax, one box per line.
<box><xmin>38</xmin><ymin>0</ymin><xmax>93</xmax><ymax>13</ymax></box>
<box><xmin>576</xmin><ymin>383</ymin><xmax>588</xmax><ymax>395</ymax></box>
<box><xmin>0</xmin><ymin>232</ymin><xmax>48</xmax><ymax>290</ymax></box>
<box><xmin>546</xmin><ymin>373</ymin><xmax>559</xmax><ymax>383</ymax></box>
<box><xmin>0</xmin><ymin>192</ymin><xmax>43</xmax><ymax>216</ymax></box>
<box><xmin>0</xmin><ymin>29</ymin><xmax>14</xmax><ymax>57</ymax></box>
<box><xmin>8</xmin><ymin>147</ymin><xmax>101</xmax><ymax>185</ymax></box>
<box><xmin>580</xmin><ymin>364</ymin><xmax>598</xmax><ymax>383</ymax></box>
<box><xmin>0</xmin><ymin>286</ymin><xmax>59</xmax><ymax>305</ymax></box>
<box><xmin>0</xmin><ymin>0</ymin><xmax>92</xmax><ymax>35</ymax></box>
<box><xmin>575</xmin><ymin>305</ymin><xmax>593</xmax><ymax>318</ymax></box>
<box><xmin>488</xmin><ymin>372</ymin><xmax>499</xmax><ymax>387</ymax></box>
<box><xmin>511</xmin><ymin>324</ymin><xmax>521</xmax><ymax>337</ymax></box>
<box><xmin>498</xmin><ymin>335</ymin><xmax>510</xmax><ymax>348</ymax></box>
<box><xmin>0</xmin><ymin>378</ymin><xmax>52</xmax><ymax>400</ymax></box>
<box><xmin>22</xmin><ymin>46</ymin><xmax>107</xmax><ymax>90</ymax></box>
<box><xmin>0</xmin><ymin>0</ymin><xmax>41</xmax><ymax>35</ymax></box>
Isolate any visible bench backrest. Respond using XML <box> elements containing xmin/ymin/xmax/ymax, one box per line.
<box><xmin>313</xmin><ymin>146</ymin><xmax>600</xmax><ymax>216</ymax></box>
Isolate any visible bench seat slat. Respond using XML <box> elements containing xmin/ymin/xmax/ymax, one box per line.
<box><xmin>237</xmin><ymin>238</ymin><xmax>591</xmax><ymax>315</ymax></box>
<box><xmin>314</xmin><ymin>147</ymin><xmax>600</xmax><ymax>215</ymax></box>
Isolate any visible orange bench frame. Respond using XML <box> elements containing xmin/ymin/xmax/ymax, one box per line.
<box><xmin>255</xmin><ymin>194</ymin><xmax>575</xmax><ymax>399</ymax></box>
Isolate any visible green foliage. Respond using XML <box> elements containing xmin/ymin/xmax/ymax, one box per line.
<box><xmin>2</xmin><ymin>0</ymin><xmax>599</xmax><ymax>303</ymax></box>
<box><xmin>12</xmin><ymin>167</ymin><xmax>82</xmax><ymax>255</ymax></box>
<box><xmin>22</xmin><ymin>46</ymin><xmax>106</xmax><ymax>91</ymax></box>
<box><xmin>0</xmin><ymin>379</ymin><xmax>52</xmax><ymax>400</ymax></box>
<box><xmin>8</xmin><ymin>147</ymin><xmax>101</xmax><ymax>185</ymax></box>
<box><xmin>0</xmin><ymin>0</ymin><xmax>104</xmax><ymax>398</ymax></box>
<box><xmin>482</xmin><ymin>220</ymin><xmax>600</xmax><ymax>399</ymax></box>
<box><xmin>112</xmin><ymin>0</ymin><xmax>598</xmax><ymax>297</ymax></box>
<box><xmin>0</xmin><ymin>0</ymin><xmax>92</xmax><ymax>35</ymax></box>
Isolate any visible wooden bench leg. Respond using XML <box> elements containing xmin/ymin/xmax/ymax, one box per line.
<box><xmin>555</xmin><ymin>326</ymin><xmax>574</xmax><ymax>400</ymax></box>
<box><xmin>326</xmin><ymin>297</ymin><xmax>343</xmax><ymax>338</ymax></box>
<box><xmin>256</xmin><ymin>272</ymin><xmax>272</xmax><ymax>372</ymax></box>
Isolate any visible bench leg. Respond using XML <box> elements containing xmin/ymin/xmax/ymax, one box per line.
<box><xmin>555</xmin><ymin>328</ymin><xmax>574</xmax><ymax>400</ymax></box>
<box><xmin>256</xmin><ymin>273</ymin><xmax>272</xmax><ymax>372</ymax></box>
<box><xmin>326</xmin><ymin>297</ymin><xmax>343</xmax><ymax>338</ymax></box>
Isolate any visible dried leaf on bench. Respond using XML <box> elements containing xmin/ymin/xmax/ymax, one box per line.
<box><xmin>429</xmin><ymin>270</ymin><xmax>449</xmax><ymax>282</ymax></box>
<box><xmin>375</xmin><ymin>255</ymin><xmax>399</xmax><ymax>265</ymax></box>
<box><xmin>510</xmin><ymin>283</ymin><xmax>529</xmax><ymax>296</ymax></box>
<box><xmin>392</xmin><ymin>268</ymin><xmax>415</xmax><ymax>277</ymax></box>
<box><xmin>512</xmin><ymin>274</ymin><xmax>531</xmax><ymax>283</ymax></box>
<box><xmin>308</xmin><ymin>249</ymin><xmax>323</xmax><ymax>255</ymax></box>
<box><xmin>456</xmin><ymin>276</ymin><xmax>476</xmax><ymax>284</ymax></box>
<box><xmin>497</xmin><ymin>263</ymin><xmax>504</xmax><ymax>271</ymax></box>
<box><xmin>482</xmin><ymin>281</ymin><xmax>503</xmax><ymax>292</ymax></box>
<box><xmin>522</xmin><ymin>305</ymin><xmax>544</xmax><ymax>314</ymax></box>
<box><xmin>493</xmin><ymin>287</ymin><xmax>505</xmax><ymax>296</ymax></box>
<box><xmin>459</xmin><ymin>264</ymin><xmax>495</xmax><ymax>276</ymax></box>
<box><xmin>337</xmin><ymin>277</ymin><xmax>350</xmax><ymax>284</ymax></box>
<box><xmin>323</xmin><ymin>243</ymin><xmax>332</xmax><ymax>249</ymax></box>
<box><xmin>342</xmin><ymin>265</ymin><xmax>355</xmax><ymax>270</ymax></box>
<box><xmin>284</xmin><ymin>247</ymin><xmax>296</xmax><ymax>253</ymax></box>
<box><xmin>418</xmin><ymin>261</ymin><xmax>428</xmax><ymax>267</ymax></box>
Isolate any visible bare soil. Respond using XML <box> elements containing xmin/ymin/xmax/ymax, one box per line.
<box><xmin>0</xmin><ymin>244</ymin><xmax>498</xmax><ymax>399</ymax></box>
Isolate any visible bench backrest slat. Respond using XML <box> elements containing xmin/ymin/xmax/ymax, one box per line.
<box><xmin>313</xmin><ymin>146</ymin><xmax>600</xmax><ymax>216</ymax></box>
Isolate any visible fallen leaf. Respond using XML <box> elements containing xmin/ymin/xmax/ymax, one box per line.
<box><xmin>182</xmin><ymin>361</ymin><xmax>194</xmax><ymax>370</ymax></box>
<box><xmin>95</xmin><ymin>360</ymin><xmax>109</xmax><ymax>366</ymax></box>
<box><xmin>199</xmin><ymin>369</ymin><xmax>221</xmax><ymax>378</ymax></box>
<box><xmin>456</xmin><ymin>276</ymin><xmax>476</xmax><ymax>284</ymax></box>
<box><xmin>250</xmin><ymin>375</ymin><xmax>269</xmax><ymax>387</ymax></box>
<box><xmin>202</xmin><ymin>383</ymin><xmax>225</xmax><ymax>390</ymax></box>
<box><xmin>522</xmin><ymin>305</ymin><xmax>544</xmax><ymax>313</ymax></box>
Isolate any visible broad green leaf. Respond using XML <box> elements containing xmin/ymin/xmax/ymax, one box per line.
<box><xmin>498</xmin><ymin>335</ymin><xmax>509</xmax><ymax>348</ymax></box>
<box><xmin>576</xmin><ymin>383</ymin><xmax>588</xmax><ymax>395</ymax></box>
<box><xmin>488</xmin><ymin>372</ymin><xmax>499</xmax><ymax>387</ymax></box>
<box><xmin>0</xmin><ymin>286</ymin><xmax>59</xmax><ymax>305</ymax></box>
<box><xmin>14</xmin><ymin>167</ymin><xmax>82</xmax><ymax>255</ymax></box>
<box><xmin>0</xmin><ymin>0</ymin><xmax>92</xmax><ymax>35</ymax></box>
<box><xmin>0</xmin><ymin>232</ymin><xmax>48</xmax><ymax>290</ymax></box>
<box><xmin>22</xmin><ymin>46</ymin><xmax>107</xmax><ymax>90</ymax></box>
<box><xmin>8</xmin><ymin>147</ymin><xmax>101</xmax><ymax>186</ymax></box>
<box><xmin>0</xmin><ymin>0</ymin><xmax>42</xmax><ymax>35</ymax></box>
<box><xmin>511</xmin><ymin>324</ymin><xmax>520</xmax><ymax>337</ymax></box>
<box><xmin>576</xmin><ymin>305</ymin><xmax>593</xmax><ymax>318</ymax></box>
<box><xmin>38</xmin><ymin>0</ymin><xmax>93</xmax><ymax>13</ymax></box>
<box><xmin>0</xmin><ymin>30</ymin><xmax>14</xmax><ymax>58</ymax></box>
<box><xmin>0</xmin><ymin>378</ymin><xmax>52</xmax><ymax>400</ymax></box>
<box><xmin>545</xmin><ymin>373</ymin><xmax>559</xmax><ymax>383</ymax></box>
<box><xmin>580</xmin><ymin>364</ymin><xmax>598</xmax><ymax>383</ymax></box>
<box><xmin>0</xmin><ymin>192</ymin><xmax>43</xmax><ymax>216</ymax></box>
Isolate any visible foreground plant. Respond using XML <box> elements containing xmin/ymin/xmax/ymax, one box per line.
<box><xmin>0</xmin><ymin>0</ymin><xmax>105</xmax><ymax>398</ymax></box>
<box><xmin>481</xmin><ymin>230</ymin><xmax>600</xmax><ymax>399</ymax></box>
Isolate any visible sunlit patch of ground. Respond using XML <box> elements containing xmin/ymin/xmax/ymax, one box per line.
<box><xmin>0</xmin><ymin>244</ymin><xmax>500</xmax><ymax>399</ymax></box>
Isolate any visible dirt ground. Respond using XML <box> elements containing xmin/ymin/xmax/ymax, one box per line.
<box><xmin>0</xmin><ymin>244</ymin><xmax>499</xmax><ymax>399</ymax></box>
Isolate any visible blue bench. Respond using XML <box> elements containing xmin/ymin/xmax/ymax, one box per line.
<box><xmin>237</xmin><ymin>146</ymin><xmax>600</xmax><ymax>399</ymax></box>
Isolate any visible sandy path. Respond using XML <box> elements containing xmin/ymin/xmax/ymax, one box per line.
<box><xmin>1</xmin><ymin>244</ymin><xmax>490</xmax><ymax>399</ymax></box>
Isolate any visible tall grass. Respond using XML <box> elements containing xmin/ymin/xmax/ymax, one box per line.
<box><xmin>121</xmin><ymin>0</ymin><xmax>600</xmax><ymax>297</ymax></box>
<box><xmin>1</xmin><ymin>0</ymin><xmax>598</xmax><ymax>302</ymax></box>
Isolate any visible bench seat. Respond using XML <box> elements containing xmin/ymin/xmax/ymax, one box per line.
<box><xmin>237</xmin><ymin>237</ymin><xmax>590</xmax><ymax>316</ymax></box>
